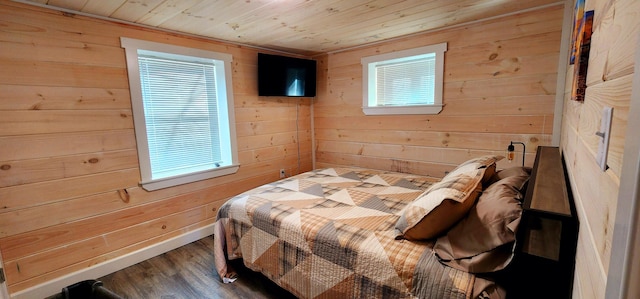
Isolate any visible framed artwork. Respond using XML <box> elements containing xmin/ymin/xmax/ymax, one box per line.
<box><xmin>570</xmin><ymin>0</ymin><xmax>585</xmax><ymax>65</ymax></box>
<box><xmin>571</xmin><ymin>10</ymin><xmax>594</xmax><ymax>102</ymax></box>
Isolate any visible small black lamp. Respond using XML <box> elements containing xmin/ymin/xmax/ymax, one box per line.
<box><xmin>507</xmin><ymin>141</ymin><xmax>525</xmax><ymax>166</ymax></box>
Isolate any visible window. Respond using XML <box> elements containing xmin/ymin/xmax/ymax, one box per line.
<box><xmin>121</xmin><ymin>37</ymin><xmax>239</xmax><ymax>191</ymax></box>
<box><xmin>361</xmin><ymin>42</ymin><xmax>447</xmax><ymax>115</ymax></box>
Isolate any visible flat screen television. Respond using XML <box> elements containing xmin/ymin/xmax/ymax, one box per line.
<box><xmin>258</xmin><ymin>53</ymin><xmax>317</xmax><ymax>97</ymax></box>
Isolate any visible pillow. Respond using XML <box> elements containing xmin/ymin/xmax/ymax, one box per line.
<box><xmin>489</xmin><ymin>166</ymin><xmax>531</xmax><ymax>196</ymax></box>
<box><xmin>395</xmin><ymin>169</ymin><xmax>484</xmax><ymax>241</ymax></box>
<box><xmin>445</xmin><ymin>155</ymin><xmax>504</xmax><ymax>186</ymax></box>
<box><xmin>433</xmin><ymin>174</ymin><xmax>529</xmax><ymax>273</ymax></box>
<box><xmin>434</xmin><ymin>239</ymin><xmax>516</xmax><ymax>274</ymax></box>
<box><xmin>490</xmin><ymin>166</ymin><xmax>531</xmax><ymax>185</ymax></box>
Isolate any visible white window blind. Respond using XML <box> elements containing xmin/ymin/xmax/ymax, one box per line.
<box><xmin>121</xmin><ymin>37</ymin><xmax>239</xmax><ymax>191</ymax></box>
<box><xmin>361</xmin><ymin>42</ymin><xmax>446</xmax><ymax>115</ymax></box>
<box><xmin>375</xmin><ymin>55</ymin><xmax>435</xmax><ymax>106</ymax></box>
<box><xmin>138</xmin><ymin>55</ymin><xmax>222</xmax><ymax>180</ymax></box>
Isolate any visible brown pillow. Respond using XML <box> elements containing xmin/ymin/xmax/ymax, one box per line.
<box><xmin>489</xmin><ymin>166</ymin><xmax>531</xmax><ymax>196</ymax></box>
<box><xmin>490</xmin><ymin>166</ymin><xmax>531</xmax><ymax>185</ymax></box>
<box><xmin>434</xmin><ymin>239</ymin><xmax>516</xmax><ymax>274</ymax></box>
<box><xmin>395</xmin><ymin>169</ymin><xmax>484</xmax><ymax>241</ymax></box>
<box><xmin>433</xmin><ymin>175</ymin><xmax>528</xmax><ymax>273</ymax></box>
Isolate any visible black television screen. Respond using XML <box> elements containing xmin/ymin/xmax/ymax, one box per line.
<box><xmin>258</xmin><ymin>53</ymin><xmax>317</xmax><ymax>97</ymax></box>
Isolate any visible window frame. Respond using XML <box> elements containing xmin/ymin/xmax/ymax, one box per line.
<box><xmin>361</xmin><ymin>42</ymin><xmax>447</xmax><ymax>115</ymax></box>
<box><xmin>121</xmin><ymin>37</ymin><xmax>239</xmax><ymax>191</ymax></box>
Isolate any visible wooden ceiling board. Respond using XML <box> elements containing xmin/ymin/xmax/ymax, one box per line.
<box><xmin>110</xmin><ymin>0</ymin><xmax>166</xmax><ymax>21</ymax></box>
<box><xmin>150</xmin><ymin>0</ymin><xmax>229</xmax><ymax>33</ymax></box>
<box><xmin>81</xmin><ymin>0</ymin><xmax>126</xmax><ymax>16</ymax></box>
<box><xmin>136</xmin><ymin>0</ymin><xmax>204</xmax><ymax>27</ymax></box>
<box><xmin>47</xmin><ymin>0</ymin><xmax>86</xmax><ymax>11</ymax></box>
<box><xmin>19</xmin><ymin>0</ymin><xmax>562</xmax><ymax>56</ymax></box>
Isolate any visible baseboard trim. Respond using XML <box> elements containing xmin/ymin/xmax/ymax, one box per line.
<box><xmin>11</xmin><ymin>223</ymin><xmax>216</xmax><ymax>299</ymax></box>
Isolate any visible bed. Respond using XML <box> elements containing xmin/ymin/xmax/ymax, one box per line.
<box><xmin>213</xmin><ymin>155</ymin><xmax>531</xmax><ymax>298</ymax></box>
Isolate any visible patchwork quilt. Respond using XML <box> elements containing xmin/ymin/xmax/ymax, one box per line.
<box><xmin>213</xmin><ymin>168</ymin><xmax>477</xmax><ymax>299</ymax></box>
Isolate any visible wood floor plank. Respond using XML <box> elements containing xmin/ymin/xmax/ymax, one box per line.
<box><xmin>83</xmin><ymin>236</ymin><xmax>298</xmax><ymax>299</ymax></box>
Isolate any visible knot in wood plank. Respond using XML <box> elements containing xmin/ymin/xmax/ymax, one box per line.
<box><xmin>118</xmin><ymin>189</ymin><xmax>130</xmax><ymax>203</ymax></box>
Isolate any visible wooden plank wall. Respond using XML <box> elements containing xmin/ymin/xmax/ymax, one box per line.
<box><xmin>314</xmin><ymin>5</ymin><xmax>564</xmax><ymax>177</ymax></box>
<box><xmin>560</xmin><ymin>0</ymin><xmax>640</xmax><ymax>298</ymax></box>
<box><xmin>0</xmin><ymin>0</ymin><xmax>312</xmax><ymax>295</ymax></box>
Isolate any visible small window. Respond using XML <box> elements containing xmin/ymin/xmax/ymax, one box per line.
<box><xmin>121</xmin><ymin>38</ymin><xmax>239</xmax><ymax>191</ymax></box>
<box><xmin>361</xmin><ymin>42</ymin><xmax>447</xmax><ymax>115</ymax></box>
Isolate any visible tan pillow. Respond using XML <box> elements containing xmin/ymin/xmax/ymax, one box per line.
<box><xmin>445</xmin><ymin>155</ymin><xmax>503</xmax><ymax>185</ymax></box>
<box><xmin>395</xmin><ymin>169</ymin><xmax>484</xmax><ymax>241</ymax></box>
<box><xmin>433</xmin><ymin>175</ymin><xmax>529</xmax><ymax>273</ymax></box>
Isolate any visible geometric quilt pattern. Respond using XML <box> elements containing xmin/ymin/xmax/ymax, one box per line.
<box><xmin>214</xmin><ymin>168</ymin><xmax>476</xmax><ymax>299</ymax></box>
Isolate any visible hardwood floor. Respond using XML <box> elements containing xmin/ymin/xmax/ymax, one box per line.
<box><xmin>93</xmin><ymin>236</ymin><xmax>297</xmax><ymax>299</ymax></box>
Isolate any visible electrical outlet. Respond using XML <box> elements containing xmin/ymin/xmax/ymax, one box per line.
<box><xmin>279</xmin><ymin>169</ymin><xmax>286</xmax><ymax>178</ymax></box>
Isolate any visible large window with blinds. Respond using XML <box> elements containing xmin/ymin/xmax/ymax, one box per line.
<box><xmin>361</xmin><ymin>42</ymin><xmax>447</xmax><ymax>115</ymax></box>
<box><xmin>121</xmin><ymin>38</ymin><xmax>239</xmax><ymax>191</ymax></box>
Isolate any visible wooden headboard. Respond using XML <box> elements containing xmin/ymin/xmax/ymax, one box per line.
<box><xmin>506</xmin><ymin>146</ymin><xmax>579</xmax><ymax>299</ymax></box>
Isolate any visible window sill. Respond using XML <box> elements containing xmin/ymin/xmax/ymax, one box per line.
<box><xmin>362</xmin><ymin>105</ymin><xmax>443</xmax><ymax>115</ymax></box>
<box><xmin>141</xmin><ymin>164</ymin><xmax>240</xmax><ymax>191</ymax></box>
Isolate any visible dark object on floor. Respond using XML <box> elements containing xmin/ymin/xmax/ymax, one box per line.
<box><xmin>61</xmin><ymin>279</ymin><xmax>123</xmax><ymax>299</ymax></box>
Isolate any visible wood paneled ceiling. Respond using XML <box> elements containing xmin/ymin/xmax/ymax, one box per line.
<box><xmin>18</xmin><ymin>0</ymin><xmax>561</xmax><ymax>56</ymax></box>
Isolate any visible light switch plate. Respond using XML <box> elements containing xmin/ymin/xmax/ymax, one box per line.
<box><xmin>596</xmin><ymin>106</ymin><xmax>613</xmax><ymax>171</ymax></box>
